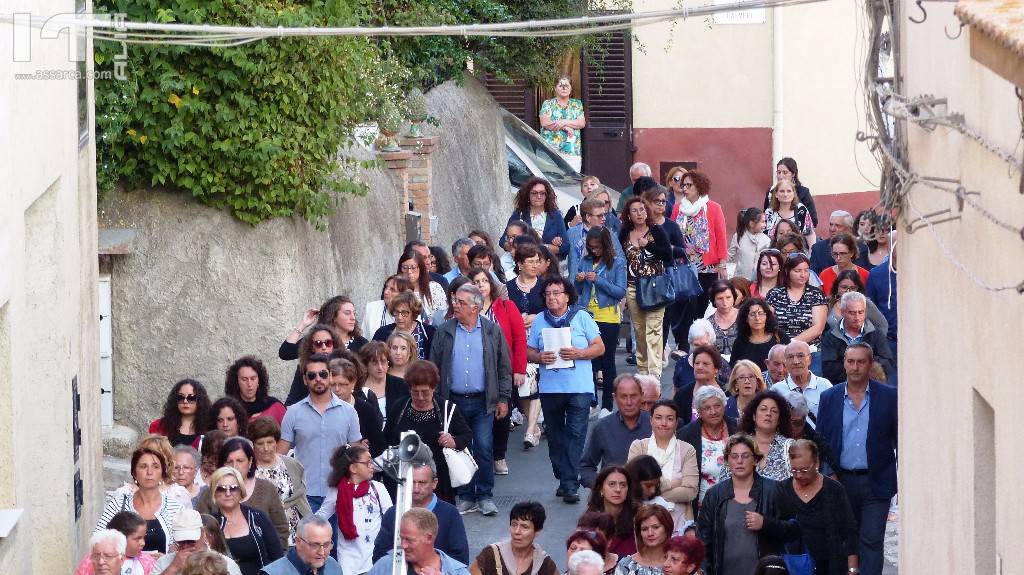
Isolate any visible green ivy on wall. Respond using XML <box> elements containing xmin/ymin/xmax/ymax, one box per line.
<box><xmin>94</xmin><ymin>0</ymin><xmax>588</xmax><ymax>226</ymax></box>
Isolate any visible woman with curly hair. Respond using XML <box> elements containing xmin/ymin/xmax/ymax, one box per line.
<box><xmin>729</xmin><ymin>298</ymin><xmax>786</xmax><ymax>371</ymax></box>
<box><xmin>738</xmin><ymin>391</ymin><xmax>793</xmax><ymax>482</ymax></box>
<box><xmin>502</xmin><ymin>177</ymin><xmax>568</xmax><ymax>258</ymax></box>
<box><xmin>224</xmin><ymin>355</ymin><xmax>286</xmax><ymax>424</ymax></box>
<box><xmin>282</xmin><ymin>322</ymin><xmax>343</xmax><ymax>405</ymax></box>
<box><xmin>209</xmin><ymin>397</ymin><xmax>249</xmax><ymax>438</ymax></box>
<box><xmin>149</xmin><ymin>378</ymin><xmax>212</xmax><ymax>448</ymax></box>
<box><xmin>670</xmin><ymin>171</ymin><xmax>728</xmax><ymax>356</ymax></box>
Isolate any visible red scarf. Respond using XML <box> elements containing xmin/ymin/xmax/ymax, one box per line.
<box><xmin>335</xmin><ymin>479</ymin><xmax>371</xmax><ymax>540</ymax></box>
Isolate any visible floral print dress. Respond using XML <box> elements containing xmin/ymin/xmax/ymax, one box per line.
<box><xmin>679</xmin><ymin>207</ymin><xmax>716</xmax><ymax>274</ymax></box>
<box><xmin>255</xmin><ymin>459</ymin><xmax>300</xmax><ymax>546</ymax></box>
<box><xmin>540</xmin><ymin>98</ymin><xmax>584</xmax><ymax>157</ymax></box>
<box><xmin>698</xmin><ymin>437</ymin><xmax>728</xmax><ymax>506</ymax></box>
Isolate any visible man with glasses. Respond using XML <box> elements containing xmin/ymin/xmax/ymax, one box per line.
<box><xmin>260</xmin><ymin>516</ymin><xmax>341</xmax><ymax>575</ymax></box>
<box><xmin>562</xmin><ymin>197</ymin><xmax>624</xmax><ymax>280</ymax></box>
<box><xmin>527</xmin><ymin>277</ymin><xmax>605</xmax><ymax>504</ymax></box>
<box><xmin>769</xmin><ymin>340</ymin><xmax>832</xmax><ymax>423</ymax></box>
<box><xmin>429</xmin><ymin>284</ymin><xmax>513</xmax><ymax>517</ymax></box>
<box><xmin>809</xmin><ymin>210</ymin><xmax>871</xmax><ymax>273</ymax></box>
<box><xmin>152</xmin><ymin>510</ymin><xmax>243</xmax><ymax>575</ymax></box>
<box><xmin>820</xmin><ymin>292</ymin><xmax>894</xmax><ymax>385</ymax></box>
<box><xmin>279</xmin><ymin>353</ymin><xmax>362</xmax><ymax>547</ymax></box>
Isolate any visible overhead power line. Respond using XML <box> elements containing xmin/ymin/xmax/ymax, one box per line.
<box><xmin>3</xmin><ymin>0</ymin><xmax>829</xmax><ymax>47</ymax></box>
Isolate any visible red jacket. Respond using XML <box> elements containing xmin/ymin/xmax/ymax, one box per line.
<box><xmin>489</xmin><ymin>298</ymin><xmax>527</xmax><ymax>375</ymax></box>
<box><xmin>148</xmin><ymin>418</ymin><xmax>202</xmax><ymax>449</ymax></box>
<box><xmin>671</xmin><ymin>199</ymin><xmax>728</xmax><ymax>268</ymax></box>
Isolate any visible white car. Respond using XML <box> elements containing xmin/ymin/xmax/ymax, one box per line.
<box><xmin>502</xmin><ymin>109</ymin><xmax>617</xmax><ymax>215</ymax></box>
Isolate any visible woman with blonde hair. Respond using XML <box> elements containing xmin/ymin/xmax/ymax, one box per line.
<box><xmin>385</xmin><ymin>330</ymin><xmax>417</xmax><ymax>381</ymax></box>
<box><xmin>723</xmin><ymin>360</ymin><xmax>766</xmax><ymax>420</ymax></box>
<box><xmin>663</xmin><ymin>166</ymin><xmax>688</xmax><ymax>216</ymax></box>
<box><xmin>565</xmin><ymin>174</ymin><xmax>604</xmax><ymax>227</ymax></box>
<box><xmin>764</xmin><ymin>179</ymin><xmax>815</xmax><ymax>246</ymax></box>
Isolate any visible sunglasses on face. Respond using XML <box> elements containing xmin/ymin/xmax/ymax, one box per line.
<box><xmin>215</xmin><ymin>484</ymin><xmax>241</xmax><ymax>494</ymax></box>
<box><xmin>312</xmin><ymin>339</ymin><xmax>333</xmax><ymax>348</ymax></box>
<box><xmin>306</xmin><ymin>370</ymin><xmax>330</xmax><ymax>381</ymax></box>
<box><xmin>177</xmin><ymin>394</ymin><xmax>198</xmax><ymax>403</ymax></box>
<box><xmin>672</xmin><ymin>175</ymin><xmax>683</xmax><ymax>182</ymax></box>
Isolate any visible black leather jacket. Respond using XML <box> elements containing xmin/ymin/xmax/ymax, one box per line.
<box><xmin>696</xmin><ymin>474</ymin><xmax>798</xmax><ymax>575</ymax></box>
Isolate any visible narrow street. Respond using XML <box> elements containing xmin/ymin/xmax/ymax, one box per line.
<box><xmin>461</xmin><ymin>345</ymin><xmax>899</xmax><ymax>573</ymax></box>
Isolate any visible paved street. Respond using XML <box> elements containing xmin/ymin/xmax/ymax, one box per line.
<box><xmin>460</xmin><ymin>344</ymin><xmax>899</xmax><ymax>573</ymax></box>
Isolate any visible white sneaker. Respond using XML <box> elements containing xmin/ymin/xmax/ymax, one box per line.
<box><xmin>494</xmin><ymin>459</ymin><xmax>509</xmax><ymax>475</ymax></box>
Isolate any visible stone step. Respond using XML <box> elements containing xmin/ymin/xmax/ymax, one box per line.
<box><xmin>103</xmin><ymin>455</ymin><xmax>132</xmax><ymax>493</ymax></box>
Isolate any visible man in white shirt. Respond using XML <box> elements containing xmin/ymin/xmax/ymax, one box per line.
<box><xmin>769</xmin><ymin>340</ymin><xmax>832</xmax><ymax>424</ymax></box>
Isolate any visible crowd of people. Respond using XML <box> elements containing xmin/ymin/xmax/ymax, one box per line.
<box><xmin>89</xmin><ymin>156</ymin><xmax>899</xmax><ymax>575</ymax></box>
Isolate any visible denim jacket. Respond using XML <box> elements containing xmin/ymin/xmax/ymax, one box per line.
<box><xmin>573</xmin><ymin>255</ymin><xmax>627</xmax><ymax>311</ymax></box>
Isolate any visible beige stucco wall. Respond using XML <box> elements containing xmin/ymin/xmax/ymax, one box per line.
<box><xmin>629</xmin><ymin>0</ymin><xmax>880</xmax><ymax>195</ymax></box>
<box><xmin>0</xmin><ymin>0</ymin><xmax>104</xmax><ymax>571</ymax></box>
<box><xmin>899</xmin><ymin>3</ymin><xmax>1024</xmax><ymax>574</ymax></box>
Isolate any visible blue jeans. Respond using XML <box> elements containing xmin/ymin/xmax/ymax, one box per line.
<box><xmin>307</xmin><ymin>495</ymin><xmax>339</xmax><ymax>549</ymax></box>
<box><xmin>449</xmin><ymin>394</ymin><xmax>494</xmax><ymax>502</ymax></box>
<box><xmin>838</xmin><ymin>472</ymin><xmax>890</xmax><ymax>575</ymax></box>
<box><xmin>540</xmin><ymin>392</ymin><xmax>591</xmax><ymax>493</ymax></box>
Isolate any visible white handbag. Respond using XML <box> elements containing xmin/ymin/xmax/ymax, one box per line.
<box><xmin>442</xmin><ymin>400</ymin><xmax>478</xmax><ymax>488</ymax></box>
<box><xmin>517</xmin><ymin>363</ymin><xmax>540</xmax><ymax>397</ymax></box>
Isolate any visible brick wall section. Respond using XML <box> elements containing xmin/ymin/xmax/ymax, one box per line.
<box><xmin>377</xmin><ymin>135</ymin><xmax>440</xmax><ymax>242</ymax></box>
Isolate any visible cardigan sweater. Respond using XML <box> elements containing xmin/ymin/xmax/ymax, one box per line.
<box><xmin>670</xmin><ymin>200</ymin><xmax>728</xmax><ymax>269</ymax></box>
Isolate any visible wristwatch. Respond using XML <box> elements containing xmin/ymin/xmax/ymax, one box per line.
<box><xmin>848</xmin><ymin>569</ymin><xmax>860</xmax><ymax>574</ymax></box>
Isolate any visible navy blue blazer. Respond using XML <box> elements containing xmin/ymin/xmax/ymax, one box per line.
<box><xmin>502</xmin><ymin>209</ymin><xmax>568</xmax><ymax>250</ymax></box>
<box><xmin>816</xmin><ymin>380</ymin><xmax>898</xmax><ymax>499</ymax></box>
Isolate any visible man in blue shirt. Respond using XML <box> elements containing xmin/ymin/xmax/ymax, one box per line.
<box><xmin>259</xmin><ymin>516</ymin><xmax>342</xmax><ymax>575</ymax></box>
<box><xmin>373</xmin><ymin>462</ymin><xmax>469</xmax><ymax>564</ymax></box>
<box><xmin>429</xmin><ymin>284</ymin><xmax>513</xmax><ymax>517</ymax></box>
<box><xmin>278</xmin><ymin>353</ymin><xmax>362</xmax><ymax>547</ymax></box>
<box><xmin>816</xmin><ymin>343</ymin><xmax>897</xmax><ymax>575</ymax></box>
<box><xmin>527</xmin><ymin>276</ymin><xmax>605</xmax><ymax>504</ymax></box>
<box><xmin>443</xmin><ymin>238</ymin><xmax>475</xmax><ymax>284</ymax></box>
<box><xmin>367</xmin><ymin>509</ymin><xmax>469</xmax><ymax>575</ymax></box>
<box><xmin>561</xmin><ymin>197</ymin><xmax>624</xmax><ymax>279</ymax></box>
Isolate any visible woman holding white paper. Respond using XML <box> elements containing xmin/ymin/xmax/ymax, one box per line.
<box><xmin>526</xmin><ymin>276</ymin><xmax>605</xmax><ymax>504</ymax></box>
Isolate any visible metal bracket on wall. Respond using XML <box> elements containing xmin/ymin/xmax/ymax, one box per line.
<box><xmin>919</xmin><ymin>177</ymin><xmax>981</xmax><ymax>213</ymax></box>
<box><xmin>907</xmin><ymin>0</ymin><xmax>959</xmax><ymax>25</ymax></box>
<box><xmin>906</xmin><ymin>207</ymin><xmax>961</xmax><ymax>234</ymax></box>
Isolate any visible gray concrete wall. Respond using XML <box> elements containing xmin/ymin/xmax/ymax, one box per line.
<box><xmin>99</xmin><ymin>75</ymin><xmax>510</xmax><ymax>432</ymax></box>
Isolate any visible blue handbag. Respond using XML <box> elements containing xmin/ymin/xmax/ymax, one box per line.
<box><xmin>666</xmin><ymin>262</ymin><xmax>702</xmax><ymax>302</ymax></box>
<box><xmin>635</xmin><ymin>271</ymin><xmax>675</xmax><ymax>311</ymax></box>
<box><xmin>782</xmin><ymin>541</ymin><xmax>816</xmax><ymax>575</ymax></box>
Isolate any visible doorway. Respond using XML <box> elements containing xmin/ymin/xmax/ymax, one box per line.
<box><xmin>582</xmin><ymin>29</ymin><xmax>634</xmax><ymax>190</ymax></box>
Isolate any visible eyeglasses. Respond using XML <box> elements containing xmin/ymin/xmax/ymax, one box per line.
<box><xmin>215</xmin><ymin>484</ymin><xmax>241</xmax><ymax>495</ymax></box>
<box><xmin>530</xmin><ymin>190</ymin><xmax>548</xmax><ymax>197</ymax></box>
<box><xmin>306</xmin><ymin>370</ymin><xmax>330</xmax><ymax>381</ymax></box>
<box><xmin>452</xmin><ymin>298</ymin><xmax>476</xmax><ymax>308</ymax></box>
<box><xmin>90</xmin><ymin>552</ymin><xmax>122</xmax><ymax>564</ymax></box>
<box><xmin>400</xmin><ymin>264</ymin><xmax>419</xmax><ymax>272</ymax></box>
<box><xmin>680</xmin><ymin>182</ymin><xmax>694</xmax><ymax>189</ymax></box>
<box><xmin>652</xmin><ymin>199</ymin><xmax>667</xmax><ymax>205</ymax></box>
<box><xmin>544</xmin><ymin>291</ymin><xmax>565</xmax><ymax>298</ymax></box>
<box><xmin>735</xmin><ymin>375</ymin><xmax>758</xmax><ymax>382</ymax></box>
<box><xmin>177</xmin><ymin>394</ymin><xmax>198</xmax><ymax>404</ymax></box>
<box><xmin>312</xmin><ymin>339</ymin><xmax>333</xmax><ymax>348</ymax></box>
<box><xmin>728</xmin><ymin>452</ymin><xmax>754</xmax><ymax>461</ymax></box>
<box><xmin>831</xmin><ymin>251</ymin><xmax>851</xmax><ymax>258</ymax></box>
<box><xmin>556</xmin><ymin>82</ymin><xmax>571</xmax><ymax>88</ymax></box>
<box><xmin>790</xmin><ymin>466</ymin><xmax>815</xmax><ymax>474</ymax></box>
<box><xmin>297</xmin><ymin>536</ymin><xmax>334</xmax><ymax>551</ymax></box>
<box><xmin>748</xmin><ymin>310</ymin><xmax>767</xmax><ymax>318</ymax></box>
<box><xmin>353</xmin><ymin>459</ymin><xmax>375</xmax><ymax>468</ymax></box>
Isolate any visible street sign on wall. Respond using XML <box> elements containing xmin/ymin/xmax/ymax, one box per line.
<box><xmin>713</xmin><ymin>0</ymin><xmax>766</xmax><ymax>25</ymax></box>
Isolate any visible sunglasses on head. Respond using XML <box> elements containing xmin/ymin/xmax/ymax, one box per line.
<box><xmin>312</xmin><ymin>339</ymin><xmax>333</xmax><ymax>348</ymax></box>
<box><xmin>306</xmin><ymin>369</ymin><xmax>330</xmax><ymax>381</ymax></box>
<box><xmin>215</xmin><ymin>484</ymin><xmax>241</xmax><ymax>495</ymax></box>
<box><xmin>177</xmin><ymin>394</ymin><xmax>198</xmax><ymax>403</ymax></box>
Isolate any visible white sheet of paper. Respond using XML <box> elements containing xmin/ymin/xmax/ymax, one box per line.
<box><xmin>542</xmin><ymin>327</ymin><xmax>575</xmax><ymax>369</ymax></box>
